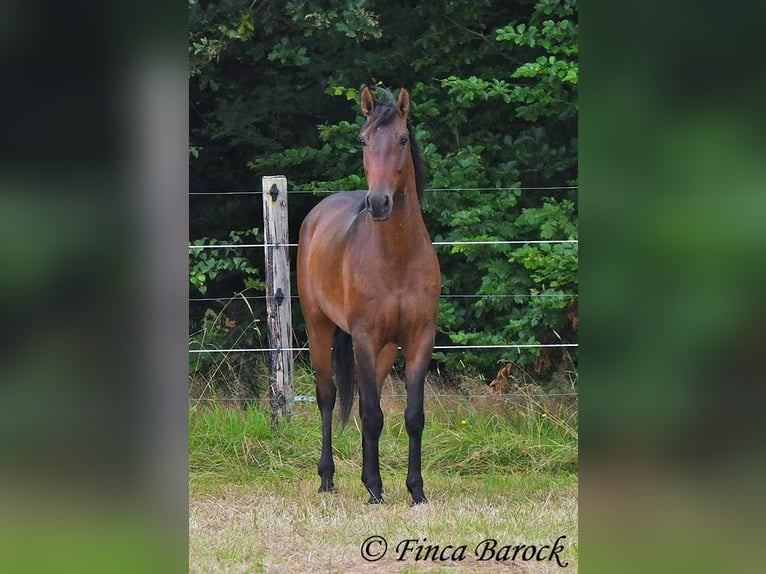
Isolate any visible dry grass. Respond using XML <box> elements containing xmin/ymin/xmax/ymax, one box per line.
<box><xmin>189</xmin><ymin>471</ymin><xmax>577</xmax><ymax>573</ymax></box>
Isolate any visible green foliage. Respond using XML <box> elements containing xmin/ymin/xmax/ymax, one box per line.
<box><xmin>188</xmin><ymin>292</ymin><xmax>267</xmax><ymax>406</ymax></box>
<box><xmin>284</xmin><ymin>0</ymin><xmax>382</xmax><ymax>40</ymax></box>
<box><xmin>189</xmin><ymin>228</ymin><xmax>263</xmax><ymax>295</ymax></box>
<box><xmin>188</xmin><ymin>227</ymin><xmax>267</xmax><ymax>383</ymax></box>
<box><xmin>189</xmin><ymin>0</ymin><xmax>256</xmax><ymax>83</ymax></box>
<box><xmin>190</xmin><ymin>0</ymin><xmax>578</xmax><ymax>382</ymax></box>
<box><xmin>495</xmin><ymin>1</ymin><xmax>578</xmax><ymax>122</ymax></box>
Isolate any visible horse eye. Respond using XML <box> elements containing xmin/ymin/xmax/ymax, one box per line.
<box><xmin>399</xmin><ymin>135</ymin><xmax>409</xmax><ymax>146</ymax></box>
<box><xmin>358</xmin><ymin>137</ymin><xmax>366</xmax><ymax>146</ymax></box>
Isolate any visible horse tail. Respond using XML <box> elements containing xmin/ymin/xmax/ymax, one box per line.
<box><xmin>332</xmin><ymin>328</ymin><xmax>356</xmax><ymax>426</ymax></box>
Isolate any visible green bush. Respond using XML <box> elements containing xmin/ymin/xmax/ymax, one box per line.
<box><xmin>190</xmin><ymin>0</ymin><xmax>578</xmax><ymax>382</ymax></box>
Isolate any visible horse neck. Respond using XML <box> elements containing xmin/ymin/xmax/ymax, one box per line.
<box><xmin>374</xmin><ymin>174</ymin><xmax>427</xmax><ymax>254</ymax></box>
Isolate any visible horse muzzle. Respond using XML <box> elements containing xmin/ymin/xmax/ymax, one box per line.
<box><xmin>365</xmin><ymin>191</ymin><xmax>392</xmax><ymax>221</ymax></box>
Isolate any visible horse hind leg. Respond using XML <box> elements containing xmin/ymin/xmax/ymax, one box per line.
<box><xmin>308</xmin><ymin>318</ymin><xmax>337</xmax><ymax>492</ymax></box>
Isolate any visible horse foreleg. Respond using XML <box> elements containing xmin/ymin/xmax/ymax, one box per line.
<box><xmin>403</xmin><ymin>333</ymin><xmax>434</xmax><ymax>505</ymax></box>
<box><xmin>354</xmin><ymin>341</ymin><xmax>385</xmax><ymax>503</ymax></box>
<box><xmin>308</xmin><ymin>320</ymin><xmax>336</xmax><ymax>492</ymax></box>
<box><xmin>375</xmin><ymin>344</ymin><xmax>398</xmax><ymax>397</ymax></box>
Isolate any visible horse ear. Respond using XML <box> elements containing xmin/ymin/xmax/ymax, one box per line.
<box><xmin>397</xmin><ymin>88</ymin><xmax>410</xmax><ymax>119</ymax></box>
<box><xmin>360</xmin><ymin>86</ymin><xmax>375</xmax><ymax>117</ymax></box>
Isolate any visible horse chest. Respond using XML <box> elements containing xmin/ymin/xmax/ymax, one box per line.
<box><xmin>349</xmin><ymin>257</ymin><xmax>421</xmax><ymax>300</ymax></box>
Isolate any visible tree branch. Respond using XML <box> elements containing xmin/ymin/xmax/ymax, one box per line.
<box><xmin>443</xmin><ymin>15</ymin><xmax>521</xmax><ymax>65</ymax></box>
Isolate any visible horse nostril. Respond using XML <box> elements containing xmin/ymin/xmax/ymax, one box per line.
<box><xmin>365</xmin><ymin>193</ymin><xmax>392</xmax><ymax>219</ymax></box>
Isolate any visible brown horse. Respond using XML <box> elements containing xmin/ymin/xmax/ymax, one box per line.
<box><xmin>297</xmin><ymin>86</ymin><xmax>441</xmax><ymax>504</ymax></box>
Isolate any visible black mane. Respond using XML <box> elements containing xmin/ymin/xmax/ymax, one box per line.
<box><xmin>364</xmin><ymin>87</ymin><xmax>426</xmax><ymax>203</ymax></box>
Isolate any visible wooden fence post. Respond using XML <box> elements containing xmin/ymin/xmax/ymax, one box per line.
<box><xmin>262</xmin><ymin>175</ymin><xmax>294</xmax><ymax>423</ymax></box>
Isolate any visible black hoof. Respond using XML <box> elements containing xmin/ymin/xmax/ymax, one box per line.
<box><xmin>318</xmin><ymin>482</ymin><xmax>335</xmax><ymax>493</ymax></box>
<box><xmin>367</xmin><ymin>494</ymin><xmax>385</xmax><ymax>505</ymax></box>
<box><xmin>410</xmin><ymin>494</ymin><xmax>428</xmax><ymax>506</ymax></box>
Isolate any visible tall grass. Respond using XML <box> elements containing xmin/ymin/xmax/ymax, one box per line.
<box><xmin>189</xmin><ymin>377</ymin><xmax>577</xmax><ymax>493</ymax></box>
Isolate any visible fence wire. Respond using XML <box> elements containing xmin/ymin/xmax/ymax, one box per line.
<box><xmin>189</xmin><ymin>293</ymin><xmax>577</xmax><ymax>302</ymax></box>
<box><xmin>189</xmin><ymin>239</ymin><xmax>577</xmax><ymax>250</ymax></box>
<box><xmin>189</xmin><ymin>184</ymin><xmax>578</xmax><ymax>355</ymax></box>
<box><xmin>189</xmin><ymin>343</ymin><xmax>577</xmax><ymax>354</ymax></box>
<box><xmin>189</xmin><ymin>185</ymin><xmax>578</xmax><ymax>196</ymax></box>
<box><xmin>189</xmin><ymin>392</ymin><xmax>578</xmax><ymax>402</ymax></box>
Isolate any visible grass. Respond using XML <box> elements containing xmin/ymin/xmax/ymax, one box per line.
<box><xmin>189</xmin><ymin>377</ymin><xmax>578</xmax><ymax>572</ymax></box>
